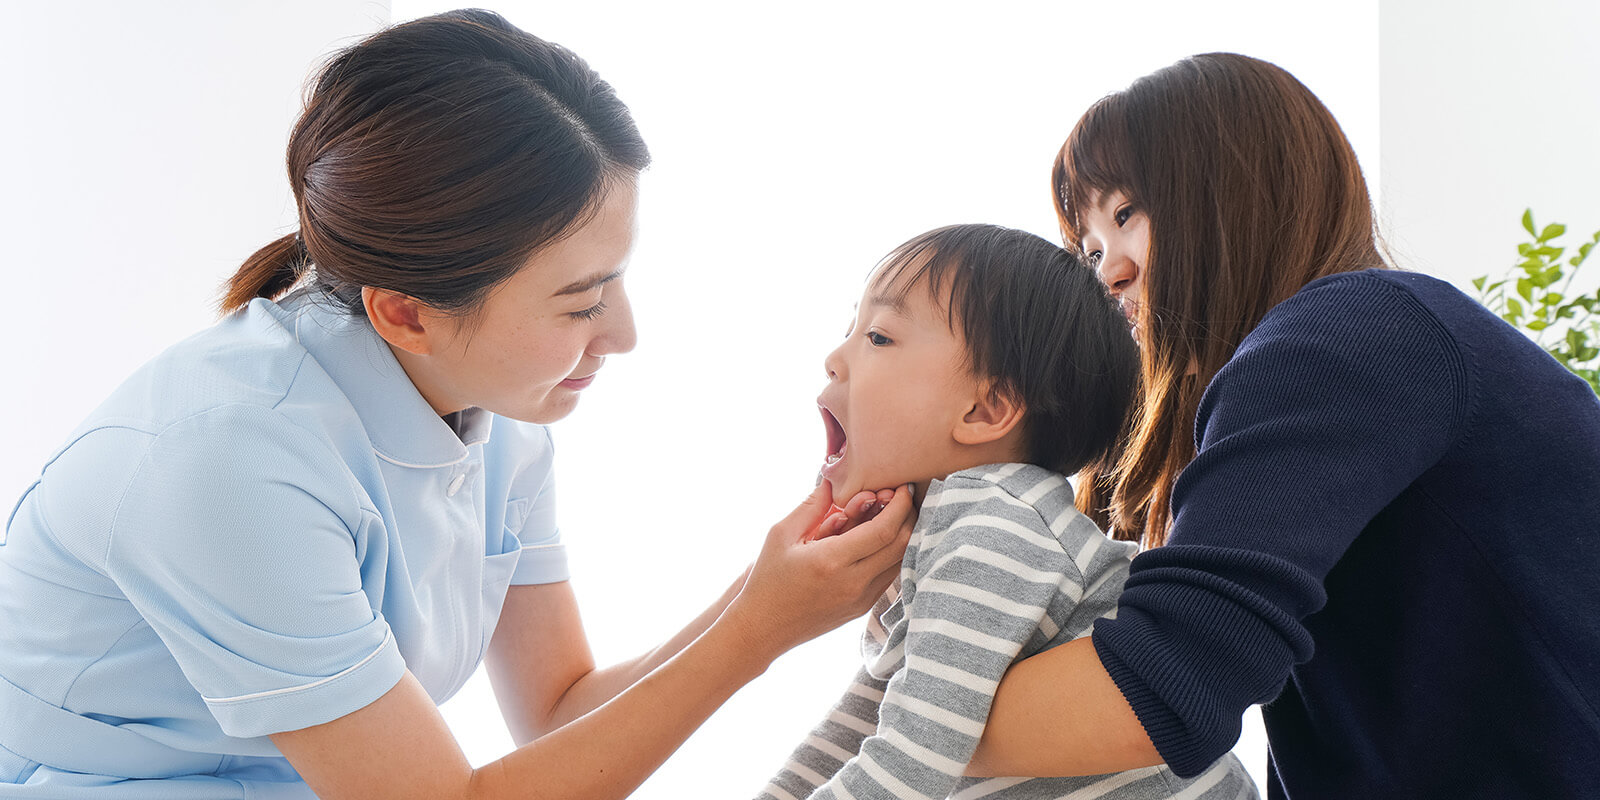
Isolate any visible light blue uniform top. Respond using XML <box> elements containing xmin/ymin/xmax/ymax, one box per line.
<box><xmin>0</xmin><ymin>290</ymin><xmax>565</xmax><ymax>798</ymax></box>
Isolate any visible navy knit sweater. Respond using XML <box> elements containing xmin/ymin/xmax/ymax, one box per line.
<box><xmin>1092</xmin><ymin>269</ymin><xmax>1600</xmax><ymax>798</ymax></box>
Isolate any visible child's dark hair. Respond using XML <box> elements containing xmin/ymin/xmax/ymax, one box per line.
<box><xmin>872</xmin><ymin>224</ymin><xmax>1137</xmax><ymax>477</ymax></box>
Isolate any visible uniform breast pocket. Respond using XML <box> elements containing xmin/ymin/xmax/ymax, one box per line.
<box><xmin>477</xmin><ymin>497</ymin><xmax>532</xmax><ymax>659</ymax></box>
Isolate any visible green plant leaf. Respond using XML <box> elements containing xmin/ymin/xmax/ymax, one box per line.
<box><xmin>1540</xmin><ymin>223</ymin><xmax>1567</xmax><ymax>242</ymax></box>
<box><xmin>1528</xmin><ymin>320</ymin><xmax>1550</xmax><ymax>331</ymax></box>
<box><xmin>1472</xmin><ymin>276</ymin><xmax>1487</xmax><ymax>291</ymax></box>
<box><xmin>1508</xmin><ymin>298</ymin><xmax>1525</xmax><ymax>317</ymax></box>
<box><xmin>1523</xmin><ymin>209</ymin><xmax>1536</xmax><ymax>235</ymax></box>
<box><xmin>1517</xmin><ymin>278</ymin><xmax>1534</xmax><ymax>300</ymax></box>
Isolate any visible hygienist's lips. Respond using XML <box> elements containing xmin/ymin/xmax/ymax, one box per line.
<box><xmin>560</xmin><ymin>373</ymin><xmax>596</xmax><ymax>390</ymax></box>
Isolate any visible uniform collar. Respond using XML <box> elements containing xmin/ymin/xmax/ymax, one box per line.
<box><xmin>278</xmin><ymin>291</ymin><xmax>492</xmax><ymax>468</ymax></box>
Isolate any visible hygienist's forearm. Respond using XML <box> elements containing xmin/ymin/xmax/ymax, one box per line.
<box><xmin>470</xmin><ymin>609</ymin><xmax>776</xmax><ymax>800</ymax></box>
<box><xmin>542</xmin><ymin>570</ymin><xmax>746</xmax><ymax>731</ymax></box>
<box><xmin>967</xmin><ymin>637</ymin><xmax>1163</xmax><ymax>777</ymax></box>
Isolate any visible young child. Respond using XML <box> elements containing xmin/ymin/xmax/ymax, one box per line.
<box><xmin>757</xmin><ymin>225</ymin><xmax>1257</xmax><ymax>800</ymax></box>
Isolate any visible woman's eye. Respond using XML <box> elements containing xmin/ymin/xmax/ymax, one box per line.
<box><xmin>1114</xmin><ymin>205</ymin><xmax>1134</xmax><ymax>226</ymax></box>
<box><xmin>569</xmin><ymin>301</ymin><xmax>607</xmax><ymax>321</ymax></box>
<box><xmin>865</xmin><ymin>331</ymin><xmax>892</xmax><ymax>347</ymax></box>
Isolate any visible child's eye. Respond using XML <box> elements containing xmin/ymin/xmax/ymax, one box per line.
<box><xmin>1086</xmin><ymin>250</ymin><xmax>1103</xmax><ymax>268</ymax></box>
<box><xmin>1114</xmin><ymin>205</ymin><xmax>1134</xmax><ymax>227</ymax></box>
<box><xmin>568</xmin><ymin>301</ymin><xmax>607</xmax><ymax>321</ymax></box>
<box><xmin>865</xmin><ymin>331</ymin><xmax>892</xmax><ymax>347</ymax></box>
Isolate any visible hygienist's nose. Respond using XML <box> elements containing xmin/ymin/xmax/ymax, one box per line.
<box><xmin>593</xmin><ymin>285</ymin><xmax>637</xmax><ymax>356</ymax></box>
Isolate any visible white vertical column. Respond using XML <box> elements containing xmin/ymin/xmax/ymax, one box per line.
<box><xmin>0</xmin><ymin>2</ymin><xmax>389</xmax><ymax>501</ymax></box>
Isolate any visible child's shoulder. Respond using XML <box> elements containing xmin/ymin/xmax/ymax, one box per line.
<box><xmin>923</xmin><ymin>463</ymin><xmax>1131</xmax><ymax>561</ymax></box>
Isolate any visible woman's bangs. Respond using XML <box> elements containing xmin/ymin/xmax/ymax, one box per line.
<box><xmin>1053</xmin><ymin>96</ymin><xmax>1136</xmax><ymax>250</ymax></box>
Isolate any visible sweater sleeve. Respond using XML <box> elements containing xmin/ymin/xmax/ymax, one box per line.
<box><xmin>805</xmin><ymin>482</ymin><xmax>1082</xmax><ymax>799</ymax></box>
<box><xmin>1092</xmin><ymin>272</ymin><xmax>1468</xmax><ymax>776</ymax></box>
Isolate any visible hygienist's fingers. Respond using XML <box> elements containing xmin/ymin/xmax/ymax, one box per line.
<box><xmin>824</xmin><ymin>483</ymin><xmax>915</xmax><ymax>567</ymax></box>
<box><xmin>837</xmin><ymin>489</ymin><xmax>887</xmax><ymax>528</ymax></box>
<box><xmin>770</xmin><ymin>480</ymin><xmax>836</xmax><ymax>545</ymax></box>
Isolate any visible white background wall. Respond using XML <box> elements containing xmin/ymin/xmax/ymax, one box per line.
<box><xmin>1380</xmin><ymin>0</ymin><xmax>1600</xmax><ymax>296</ymax></box>
<box><xmin>10</xmin><ymin>2</ymin><xmax>1588</xmax><ymax>798</ymax></box>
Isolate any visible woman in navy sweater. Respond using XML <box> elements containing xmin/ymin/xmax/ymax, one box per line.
<box><xmin>966</xmin><ymin>53</ymin><xmax>1600</xmax><ymax>798</ymax></box>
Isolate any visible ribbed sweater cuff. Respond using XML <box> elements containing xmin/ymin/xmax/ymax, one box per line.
<box><xmin>1092</xmin><ymin>630</ymin><xmax>1211</xmax><ymax>779</ymax></box>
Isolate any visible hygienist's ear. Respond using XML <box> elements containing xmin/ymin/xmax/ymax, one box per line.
<box><xmin>953</xmin><ymin>383</ymin><xmax>1025</xmax><ymax>446</ymax></box>
<box><xmin>363</xmin><ymin>286</ymin><xmax>444</xmax><ymax>356</ymax></box>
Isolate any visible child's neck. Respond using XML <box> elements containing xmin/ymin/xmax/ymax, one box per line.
<box><xmin>914</xmin><ymin>439</ymin><xmax>1028</xmax><ymax>509</ymax></box>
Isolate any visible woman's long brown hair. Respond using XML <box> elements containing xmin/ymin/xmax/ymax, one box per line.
<box><xmin>1054</xmin><ymin>53</ymin><xmax>1387</xmax><ymax>547</ymax></box>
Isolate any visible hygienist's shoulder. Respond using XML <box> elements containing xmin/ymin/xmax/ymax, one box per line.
<box><xmin>33</xmin><ymin>300</ymin><xmax>374</xmax><ymax>549</ymax></box>
<box><xmin>65</xmin><ymin>298</ymin><xmax>328</xmax><ymax>432</ymax></box>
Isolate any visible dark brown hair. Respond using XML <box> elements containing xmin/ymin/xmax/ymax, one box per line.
<box><xmin>872</xmin><ymin>224</ymin><xmax>1139</xmax><ymax>477</ymax></box>
<box><xmin>1052</xmin><ymin>53</ymin><xmax>1385</xmax><ymax>546</ymax></box>
<box><xmin>221</xmin><ymin>9</ymin><xmax>650</xmax><ymax>315</ymax></box>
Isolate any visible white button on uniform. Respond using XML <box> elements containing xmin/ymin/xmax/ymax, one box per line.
<box><xmin>446</xmin><ymin>474</ymin><xmax>465</xmax><ymax>497</ymax></box>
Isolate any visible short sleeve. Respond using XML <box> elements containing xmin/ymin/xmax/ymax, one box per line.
<box><xmin>103</xmin><ymin>405</ymin><xmax>405</xmax><ymax>738</ymax></box>
<box><xmin>505</xmin><ymin>424</ymin><xmax>566</xmax><ymax>585</ymax></box>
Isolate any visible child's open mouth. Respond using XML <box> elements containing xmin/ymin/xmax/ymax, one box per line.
<box><xmin>820</xmin><ymin>404</ymin><xmax>847</xmax><ymax>473</ymax></box>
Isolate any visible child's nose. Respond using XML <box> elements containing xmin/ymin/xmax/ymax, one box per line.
<box><xmin>823</xmin><ymin>342</ymin><xmax>845</xmax><ymax>380</ymax></box>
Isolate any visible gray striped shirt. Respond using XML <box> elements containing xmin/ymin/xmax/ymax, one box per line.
<box><xmin>757</xmin><ymin>464</ymin><xmax>1258</xmax><ymax>800</ymax></box>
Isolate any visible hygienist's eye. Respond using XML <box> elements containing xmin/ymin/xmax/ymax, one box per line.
<box><xmin>1115</xmin><ymin>205</ymin><xmax>1134</xmax><ymax>227</ymax></box>
<box><xmin>866</xmin><ymin>331</ymin><xmax>892</xmax><ymax>347</ymax></box>
<box><xmin>568</xmin><ymin>301</ymin><xmax>607</xmax><ymax>321</ymax></box>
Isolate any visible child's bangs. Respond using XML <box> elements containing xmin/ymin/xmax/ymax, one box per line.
<box><xmin>867</xmin><ymin>232</ymin><xmax>972</xmax><ymax>331</ymax></box>
<box><xmin>1053</xmin><ymin>95</ymin><xmax>1137</xmax><ymax>250</ymax></box>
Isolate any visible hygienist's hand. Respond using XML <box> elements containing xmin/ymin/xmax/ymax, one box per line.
<box><xmin>809</xmin><ymin>487</ymin><xmax>900</xmax><ymax>541</ymax></box>
<box><xmin>725</xmin><ymin>481</ymin><xmax>915</xmax><ymax>663</ymax></box>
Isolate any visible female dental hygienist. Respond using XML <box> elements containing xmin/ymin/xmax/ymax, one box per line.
<box><xmin>0</xmin><ymin>10</ymin><xmax>914</xmax><ymax>799</ymax></box>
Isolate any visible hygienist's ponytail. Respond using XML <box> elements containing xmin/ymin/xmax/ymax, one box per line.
<box><xmin>224</xmin><ymin>233</ymin><xmax>310</xmax><ymax>313</ymax></box>
<box><xmin>220</xmin><ymin>8</ymin><xmax>649</xmax><ymax>315</ymax></box>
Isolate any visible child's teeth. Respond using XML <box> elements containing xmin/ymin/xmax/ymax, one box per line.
<box><xmin>825</xmin><ymin>453</ymin><xmax>841</xmax><ymax>465</ymax></box>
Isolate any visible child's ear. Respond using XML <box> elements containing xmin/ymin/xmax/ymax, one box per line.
<box><xmin>363</xmin><ymin>286</ymin><xmax>442</xmax><ymax>356</ymax></box>
<box><xmin>953</xmin><ymin>383</ymin><xmax>1025</xmax><ymax>446</ymax></box>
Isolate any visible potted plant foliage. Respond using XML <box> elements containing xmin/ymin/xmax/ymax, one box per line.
<box><xmin>1473</xmin><ymin>209</ymin><xmax>1600</xmax><ymax>395</ymax></box>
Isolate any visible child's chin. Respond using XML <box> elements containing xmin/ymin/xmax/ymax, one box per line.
<box><xmin>829</xmin><ymin>487</ymin><xmax>855</xmax><ymax>509</ymax></box>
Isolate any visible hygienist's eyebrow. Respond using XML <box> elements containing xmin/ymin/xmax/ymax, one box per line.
<box><xmin>553</xmin><ymin>269</ymin><xmax>624</xmax><ymax>297</ymax></box>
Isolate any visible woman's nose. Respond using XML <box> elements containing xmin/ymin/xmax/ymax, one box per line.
<box><xmin>1097</xmin><ymin>251</ymin><xmax>1139</xmax><ymax>297</ymax></box>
